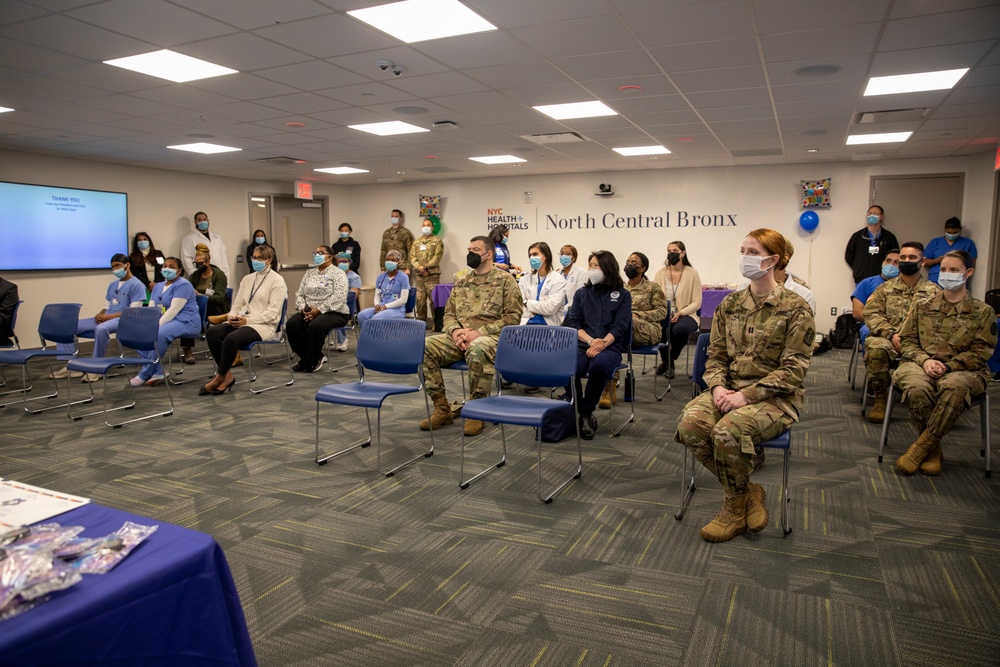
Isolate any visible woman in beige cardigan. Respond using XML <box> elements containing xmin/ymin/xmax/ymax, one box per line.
<box><xmin>652</xmin><ymin>241</ymin><xmax>702</xmax><ymax>378</ymax></box>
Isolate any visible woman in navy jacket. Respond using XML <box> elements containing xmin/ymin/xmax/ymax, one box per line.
<box><xmin>563</xmin><ymin>250</ymin><xmax>632</xmax><ymax>440</ymax></box>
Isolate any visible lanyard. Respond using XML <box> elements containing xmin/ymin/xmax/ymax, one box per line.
<box><xmin>378</xmin><ymin>273</ymin><xmax>397</xmax><ymax>295</ymax></box>
<box><xmin>247</xmin><ymin>272</ymin><xmax>266</xmax><ymax>305</ymax></box>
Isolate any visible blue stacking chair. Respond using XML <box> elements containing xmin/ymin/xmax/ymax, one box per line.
<box><xmin>630</xmin><ymin>303</ymin><xmax>671</xmax><ymax>401</ymax></box>
<box><xmin>327</xmin><ymin>291</ymin><xmax>358</xmax><ymax>372</ymax></box>
<box><xmin>0</xmin><ymin>303</ymin><xmax>88</xmax><ymax>413</ymax></box>
<box><xmin>459</xmin><ymin>325</ymin><xmax>582</xmax><ymax>503</ymax></box>
<box><xmin>0</xmin><ymin>300</ymin><xmax>23</xmax><ymax>390</ymax></box>
<box><xmin>240</xmin><ymin>298</ymin><xmax>294</xmax><ymax>394</ymax></box>
<box><xmin>67</xmin><ymin>307</ymin><xmax>174</xmax><ymax>428</ymax></box>
<box><xmin>167</xmin><ymin>294</ymin><xmax>209</xmax><ymax>386</ymax></box>
<box><xmin>403</xmin><ymin>288</ymin><xmax>418</xmax><ymax>319</ymax></box>
<box><xmin>443</xmin><ymin>360</ymin><xmax>470</xmax><ymax>403</ymax></box>
<box><xmin>314</xmin><ymin>318</ymin><xmax>433</xmax><ymax>476</ymax></box>
<box><xmin>675</xmin><ymin>333</ymin><xmax>792</xmax><ymax>535</ymax></box>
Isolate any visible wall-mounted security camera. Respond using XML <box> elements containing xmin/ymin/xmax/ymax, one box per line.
<box><xmin>596</xmin><ymin>183</ymin><xmax>613</xmax><ymax>196</ymax></box>
<box><xmin>392</xmin><ymin>65</ymin><xmax>405</xmax><ymax>76</ymax></box>
<box><xmin>376</xmin><ymin>60</ymin><xmax>392</xmax><ymax>71</ymax></box>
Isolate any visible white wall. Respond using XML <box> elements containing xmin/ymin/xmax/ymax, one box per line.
<box><xmin>2</xmin><ymin>149</ymin><xmax>995</xmax><ymax>341</ymax></box>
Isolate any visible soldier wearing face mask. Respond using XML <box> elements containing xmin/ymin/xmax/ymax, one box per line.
<box><xmin>380</xmin><ymin>209</ymin><xmax>413</xmax><ymax>274</ymax></box>
<box><xmin>845</xmin><ymin>205</ymin><xmax>899</xmax><ymax>284</ymax></box>
<box><xmin>861</xmin><ymin>242</ymin><xmax>940</xmax><ymax>423</ymax></box>
<box><xmin>409</xmin><ymin>219</ymin><xmax>445</xmax><ymax>326</ymax></box>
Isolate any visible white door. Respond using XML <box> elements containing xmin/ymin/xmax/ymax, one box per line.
<box><xmin>870</xmin><ymin>174</ymin><xmax>963</xmax><ymax>264</ymax></box>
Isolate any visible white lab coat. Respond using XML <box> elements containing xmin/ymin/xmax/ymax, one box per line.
<box><xmin>519</xmin><ymin>270</ymin><xmax>567</xmax><ymax>326</ymax></box>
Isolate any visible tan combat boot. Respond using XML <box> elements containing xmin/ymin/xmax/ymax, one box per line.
<box><xmin>867</xmin><ymin>388</ymin><xmax>888</xmax><ymax>423</ymax></box>
<box><xmin>419</xmin><ymin>395</ymin><xmax>454</xmax><ymax>431</ymax></box>
<box><xmin>895</xmin><ymin>430</ymin><xmax>941</xmax><ymax>475</ymax></box>
<box><xmin>746</xmin><ymin>482</ymin><xmax>769</xmax><ymax>532</ymax></box>
<box><xmin>919</xmin><ymin>442</ymin><xmax>943</xmax><ymax>476</ymax></box>
<box><xmin>598</xmin><ymin>375</ymin><xmax>618</xmax><ymax>410</ymax></box>
<box><xmin>700</xmin><ymin>493</ymin><xmax>748</xmax><ymax>542</ymax></box>
<box><xmin>462</xmin><ymin>392</ymin><xmax>488</xmax><ymax>436</ymax></box>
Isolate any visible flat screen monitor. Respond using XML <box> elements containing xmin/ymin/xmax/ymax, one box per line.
<box><xmin>0</xmin><ymin>181</ymin><xmax>128</xmax><ymax>271</ymax></box>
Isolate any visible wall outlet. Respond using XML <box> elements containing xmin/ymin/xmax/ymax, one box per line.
<box><xmin>830</xmin><ymin>307</ymin><xmax>837</xmax><ymax>316</ymax></box>
<box><xmin>236</xmin><ymin>255</ymin><xmax>243</xmax><ymax>263</ymax></box>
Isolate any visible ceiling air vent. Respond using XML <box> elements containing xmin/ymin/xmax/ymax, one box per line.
<box><xmin>255</xmin><ymin>156</ymin><xmax>307</xmax><ymax>165</ymax></box>
<box><xmin>520</xmin><ymin>132</ymin><xmax>587</xmax><ymax>145</ymax></box>
<box><xmin>855</xmin><ymin>108</ymin><xmax>930</xmax><ymax>124</ymax></box>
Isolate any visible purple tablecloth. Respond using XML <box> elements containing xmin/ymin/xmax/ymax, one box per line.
<box><xmin>700</xmin><ymin>289</ymin><xmax>734</xmax><ymax>318</ymax></box>
<box><xmin>431</xmin><ymin>283</ymin><xmax>454</xmax><ymax>309</ymax></box>
<box><xmin>0</xmin><ymin>503</ymin><xmax>256</xmax><ymax>666</ymax></box>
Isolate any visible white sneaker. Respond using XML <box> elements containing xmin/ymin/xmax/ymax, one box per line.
<box><xmin>336</xmin><ymin>339</ymin><xmax>348</xmax><ymax>352</ymax></box>
<box><xmin>313</xmin><ymin>356</ymin><xmax>327</xmax><ymax>372</ymax></box>
<box><xmin>81</xmin><ymin>373</ymin><xmax>103</xmax><ymax>383</ymax></box>
<box><xmin>129</xmin><ymin>376</ymin><xmax>146</xmax><ymax>387</ymax></box>
<box><xmin>48</xmin><ymin>366</ymin><xmax>70</xmax><ymax>379</ymax></box>
<box><xmin>145</xmin><ymin>374</ymin><xmax>165</xmax><ymax>387</ymax></box>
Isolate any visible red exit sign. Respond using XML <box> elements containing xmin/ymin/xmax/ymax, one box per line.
<box><xmin>294</xmin><ymin>180</ymin><xmax>313</xmax><ymax>200</ymax></box>
<box><xmin>995</xmin><ymin>145</ymin><xmax>1000</xmax><ymax>171</ymax></box>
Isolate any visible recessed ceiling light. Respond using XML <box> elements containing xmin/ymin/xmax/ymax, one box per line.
<box><xmin>864</xmin><ymin>68</ymin><xmax>968</xmax><ymax>96</ymax></box>
<box><xmin>613</xmin><ymin>145</ymin><xmax>671</xmax><ymax>156</ymax></box>
<box><xmin>806</xmin><ymin>148</ymin><xmax>820</xmax><ymax>153</ymax></box>
<box><xmin>349</xmin><ymin>121</ymin><xmax>429</xmax><ymax>136</ymax></box>
<box><xmin>0</xmin><ymin>106</ymin><xmax>13</xmax><ymax>113</ymax></box>
<box><xmin>469</xmin><ymin>155</ymin><xmax>526</xmax><ymax>164</ymax></box>
<box><xmin>105</xmin><ymin>50</ymin><xmax>237</xmax><ymax>83</ymax></box>
<box><xmin>846</xmin><ymin>131</ymin><xmax>912</xmax><ymax>145</ymax></box>
<box><xmin>313</xmin><ymin>167</ymin><xmax>370</xmax><ymax>175</ymax></box>
<box><xmin>533</xmin><ymin>101</ymin><xmax>617</xmax><ymax>120</ymax></box>
<box><xmin>348</xmin><ymin>0</ymin><xmax>497</xmax><ymax>44</ymax></box>
<box><xmin>167</xmin><ymin>142</ymin><xmax>241</xmax><ymax>154</ymax></box>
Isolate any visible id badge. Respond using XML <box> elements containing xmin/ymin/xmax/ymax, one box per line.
<box><xmin>205</xmin><ymin>289</ymin><xmax>214</xmax><ymax>296</ymax></box>
<box><xmin>420</xmin><ymin>244</ymin><xmax>427</xmax><ymax>251</ymax></box>
<box><xmin>112</xmin><ymin>298</ymin><xmax>119</xmax><ymax>305</ymax></box>
<box><xmin>868</xmin><ymin>245</ymin><xmax>879</xmax><ymax>255</ymax></box>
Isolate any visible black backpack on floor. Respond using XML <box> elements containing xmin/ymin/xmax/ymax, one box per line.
<box><xmin>829</xmin><ymin>313</ymin><xmax>857</xmax><ymax>349</ymax></box>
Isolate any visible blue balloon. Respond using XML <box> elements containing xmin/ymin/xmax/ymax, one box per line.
<box><xmin>799</xmin><ymin>210</ymin><xmax>819</xmax><ymax>232</ymax></box>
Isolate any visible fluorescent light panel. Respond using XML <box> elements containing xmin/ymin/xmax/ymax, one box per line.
<box><xmin>348</xmin><ymin>0</ymin><xmax>496</xmax><ymax>43</ymax></box>
<box><xmin>0</xmin><ymin>106</ymin><xmax>13</xmax><ymax>113</ymax></box>
<box><xmin>349</xmin><ymin>121</ymin><xmax>429</xmax><ymax>136</ymax></box>
<box><xmin>533</xmin><ymin>101</ymin><xmax>617</xmax><ymax>120</ymax></box>
<box><xmin>314</xmin><ymin>167</ymin><xmax>369</xmax><ymax>175</ymax></box>
<box><xmin>613</xmin><ymin>145</ymin><xmax>670</xmax><ymax>156</ymax></box>
<box><xmin>846</xmin><ymin>131</ymin><xmax>912</xmax><ymax>145</ymax></box>
<box><xmin>864</xmin><ymin>68</ymin><xmax>968</xmax><ymax>96</ymax></box>
<box><xmin>167</xmin><ymin>142</ymin><xmax>241</xmax><ymax>154</ymax></box>
<box><xmin>469</xmin><ymin>155</ymin><xmax>526</xmax><ymax>164</ymax></box>
<box><xmin>104</xmin><ymin>50</ymin><xmax>237</xmax><ymax>83</ymax></box>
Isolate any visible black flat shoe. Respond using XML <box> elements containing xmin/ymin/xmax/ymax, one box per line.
<box><xmin>579</xmin><ymin>415</ymin><xmax>596</xmax><ymax>440</ymax></box>
<box><xmin>211</xmin><ymin>378</ymin><xmax>236</xmax><ymax>395</ymax></box>
<box><xmin>655</xmin><ymin>362</ymin><xmax>667</xmax><ymax>376</ymax></box>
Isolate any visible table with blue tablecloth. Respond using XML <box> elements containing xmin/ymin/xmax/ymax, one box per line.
<box><xmin>1</xmin><ymin>503</ymin><xmax>256</xmax><ymax>667</ymax></box>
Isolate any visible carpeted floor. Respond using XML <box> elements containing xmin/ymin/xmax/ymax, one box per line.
<box><xmin>1</xmin><ymin>338</ymin><xmax>998</xmax><ymax>666</ymax></box>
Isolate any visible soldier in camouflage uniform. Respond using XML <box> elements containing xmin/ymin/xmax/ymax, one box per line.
<box><xmin>892</xmin><ymin>250</ymin><xmax>996</xmax><ymax>476</ymax></box>
<box><xmin>862</xmin><ymin>241</ymin><xmax>940</xmax><ymax>423</ymax></box>
<box><xmin>420</xmin><ymin>236</ymin><xmax>522</xmax><ymax>436</ymax></box>
<box><xmin>408</xmin><ymin>220</ymin><xmax>445</xmax><ymax>324</ymax></box>
<box><xmin>675</xmin><ymin>229</ymin><xmax>814</xmax><ymax>543</ymax></box>
<box><xmin>380</xmin><ymin>208</ymin><xmax>414</xmax><ymax>271</ymax></box>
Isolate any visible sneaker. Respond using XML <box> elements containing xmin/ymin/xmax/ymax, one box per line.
<box><xmin>291</xmin><ymin>362</ymin><xmax>305</xmax><ymax>373</ymax></box>
<box><xmin>81</xmin><ymin>373</ymin><xmax>103</xmax><ymax>383</ymax></box>
<box><xmin>129</xmin><ymin>376</ymin><xmax>146</xmax><ymax>387</ymax></box>
<box><xmin>145</xmin><ymin>374</ymin><xmax>164</xmax><ymax>387</ymax></box>
<box><xmin>336</xmin><ymin>339</ymin><xmax>348</xmax><ymax>352</ymax></box>
<box><xmin>48</xmin><ymin>366</ymin><xmax>70</xmax><ymax>379</ymax></box>
<box><xmin>313</xmin><ymin>356</ymin><xmax>327</xmax><ymax>372</ymax></box>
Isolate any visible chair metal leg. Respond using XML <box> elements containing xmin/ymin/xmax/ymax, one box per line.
<box><xmin>877</xmin><ymin>384</ymin><xmax>896</xmax><ymax>463</ymax></box>
<box><xmin>779</xmin><ymin>445</ymin><xmax>791</xmax><ymax>535</ymax></box>
<box><xmin>459</xmin><ymin>421</ymin><xmax>507</xmax><ymax>490</ymax></box>
<box><xmin>982</xmin><ymin>394</ymin><xmax>991</xmax><ymax>478</ymax></box>
<box><xmin>315</xmin><ymin>402</ymin><xmax>372</xmax><ymax>465</ymax></box>
<box><xmin>245</xmin><ymin>341</ymin><xmax>295</xmax><ymax>394</ymax></box>
<box><xmin>377</xmin><ymin>393</ymin><xmax>434</xmax><ymax>477</ymax></box>
<box><xmin>860</xmin><ymin>372</ymin><xmax>869</xmax><ymax>415</ymax></box>
<box><xmin>68</xmin><ymin>364</ymin><xmax>173</xmax><ymax>427</ymax></box>
<box><xmin>5</xmin><ymin>359</ymin><xmax>93</xmax><ymax>414</ymax></box>
<box><xmin>536</xmin><ymin>420</ymin><xmax>583</xmax><ymax>504</ymax></box>
<box><xmin>675</xmin><ymin>451</ymin><xmax>697</xmax><ymax>520</ymax></box>
<box><xmin>609</xmin><ymin>370</ymin><xmax>635</xmax><ymax>437</ymax></box>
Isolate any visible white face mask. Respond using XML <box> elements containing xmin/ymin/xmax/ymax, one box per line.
<box><xmin>422</xmin><ymin>227</ymin><xmax>432</xmax><ymax>236</ymax></box>
<box><xmin>937</xmin><ymin>272</ymin><xmax>967</xmax><ymax>292</ymax></box>
<box><xmin>739</xmin><ymin>254</ymin><xmax>774</xmax><ymax>281</ymax></box>
<box><xmin>390</xmin><ymin>216</ymin><xmax>400</xmax><ymax>225</ymax></box>
<box><xmin>587</xmin><ymin>269</ymin><xmax>604</xmax><ymax>285</ymax></box>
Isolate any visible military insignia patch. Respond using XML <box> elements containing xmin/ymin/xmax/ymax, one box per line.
<box><xmin>992</xmin><ymin>321</ymin><xmax>997</xmax><ymax>336</ymax></box>
<box><xmin>804</xmin><ymin>327</ymin><xmax>815</xmax><ymax>346</ymax></box>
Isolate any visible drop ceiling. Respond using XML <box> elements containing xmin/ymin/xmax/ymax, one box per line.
<box><xmin>0</xmin><ymin>0</ymin><xmax>998</xmax><ymax>184</ymax></box>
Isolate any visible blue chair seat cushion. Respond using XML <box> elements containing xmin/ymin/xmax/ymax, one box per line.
<box><xmin>461</xmin><ymin>395</ymin><xmax>573</xmax><ymax>428</ymax></box>
<box><xmin>444</xmin><ymin>361</ymin><xmax>469</xmax><ymax>371</ymax></box>
<box><xmin>632</xmin><ymin>343</ymin><xmax>662</xmax><ymax>355</ymax></box>
<box><xmin>243</xmin><ymin>338</ymin><xmax>283</xmax><ymax>351</ymax></box>
<box><xmin>315</xmin><ymin>382</ymin><xmax>419</xmax><ymax>409</ymax></box>
<box><xmin>0</xmin><ymin>349</ymin><xmax>64</xmax><ymax>364</ymax></box>
<box><xmin>67</xmin><ymin>357</ymin><xmax>152</xmax><ymax>374</ymax></box>
<box><xmin>760</xmin><ymin>430</ymin><xmax>790</xmax><ymax>450</ymax></box>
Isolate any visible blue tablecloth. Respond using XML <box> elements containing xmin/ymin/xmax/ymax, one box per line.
<box><xmin>0</xmin><ymin>503</ymin><xmax>256</xmax><ymax>667</ymax></box>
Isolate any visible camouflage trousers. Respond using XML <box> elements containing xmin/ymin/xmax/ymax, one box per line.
<box><xmin>863</xmin><ymin>336</ymin><xmax>898</xmax><ymax>391</ymax></box>
<box><xmin>413</xmin><ymin>275</ymin><xmax>439</xmax><ymax>322</ymax></box>
<box><xmin>674</xmin><ymin>391</ymin><xmax>795</xmax><ymax>495</ymax></box>
<box><xmin>423</xmin><ymin>332</ymin><xmax>498</xmax><ymax>400</ymax></box>
<box><xmin>893</xmin><ymin>361</ymin><xmax>987</xmax><ymax>438</ymax></box>
<box><xmin>632</xmin><ymin>316</ymin><xmax>661</xmax><ymax>347</ymax></box>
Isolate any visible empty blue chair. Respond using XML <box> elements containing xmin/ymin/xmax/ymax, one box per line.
<box><xmin>0</xmin><ymin>299</ymin><xmax>23</xmax><ymax>390</ymax></box>
<box><xmin>0</xmin><ymin>303</ymin><xmax>87</xmax><ymax>413</ymax></box>
<box><xmin>67</xmin><ymin>307</ymin><xmax>174</xmax><ymax>428</ymax></box>
<box><xmin>314</xmin><ymin>318</ymin><xmax>433</xmax><ymax>476</ymax></box>
<box><xmin>327</xmin><ymin>291</ymin><xmax>358</xmax><ymax>372</ymax></box>
<box><xmin>459</xmin><ymin>325</ymin><xmax>582</xmax><ymax>503</ymax></box>
<box><xmin>240</xmin><ymin>298</ymin><xmax>294</xmax><ymax>394</ymax></box>
<box><xmin>675</xmin><ymin>333</ymin><xmax>793</xmax><ymax>535</ymax></box>
<box><xmin>168</xmin><ymin>294</ymin><xmax>209</xmax><ymax>385</ymax></box>
<box><xmin>403</xmin><ymin>288</ymin><xmax>417</xmax><ymax>318</ymax></box>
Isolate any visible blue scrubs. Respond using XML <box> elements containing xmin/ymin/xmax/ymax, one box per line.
<box><xmin>137</xmin><ymin>279</ymin><xmax>202</xmax><ymax>380</ymax></box>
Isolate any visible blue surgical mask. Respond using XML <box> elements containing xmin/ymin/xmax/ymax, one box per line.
<box><xmin>196</xmin><ymin>221</ymin><xmax>209</xmax><ymax>231</ymax></box>
<box><xmin>529</xmin><ymin>256</ymin><xmax>542</xmax><ymax>271</ymax></box>
<box><xmin>255</xmin><ymin>236</ymin><xmax>266</xmax><ymax>245</ymax></box>
<box><xmin>161</xmin><ymin>267</ymin><xmax>178</xmax><ymax>281</ymax></box>
<box><xmin>881</xmin><ymin>264</ymin><xmax>899</xmax><ymax>279</ymax></box>
<box><xmin>945</xmin><ymin>232</ymin><xmax>960</xmax><ymax>241</ymax></box>
<box><xmin>338</xmin><ymin>262</ymin><xmax>350</xmax><ymax>272</ymax></box>
<box><xmin>866</xmin><ymin>214</ymin><xmax>880</xmax><ymax>226</ymax></box>
<box><xmin>137</xmin><ymin>240</ymin><xmax>149</xmax><ymax>250</ymax></box>
<box><xmin>112</xmin><ymin>267</ymin><xmax>127</xmax><ymax>280</ymax></box>
<box><xmin>340</xmin><ymin>231</ymin><xmax>350</xmax><ymax>239</ymax></box>
<box><xmin>251</xmin><ymin>260</ymin><xmax>266</xmax><ymax>273</ymax></box>
<box><xmin>559</xmin><ymin>254</ymin><xmax>572</xmax><ymax>268</ymax></box>
<box><xmin>390</xmin><ymin>217</ymin><xmax>400</xmax><ymax>226</ymax></box>
<box><xmin>501</xmin><ymin>236</ymin><xmax>509</xmax><ymax>244</ymax></box>
<box><xmin>384</xmin><ymin>261</ymin><xmax>398</xmax><ymax>272</ymax></box>
<box><xmin>313</xmin><ymin>253</ymin><xmax>325</xmax><ymax>266</ymax></box>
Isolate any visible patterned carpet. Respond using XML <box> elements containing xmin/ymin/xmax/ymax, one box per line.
<box><xmin>1</xmin><ymin>339</ymin><xmax>998</xmax><ymax>666</ymax></box>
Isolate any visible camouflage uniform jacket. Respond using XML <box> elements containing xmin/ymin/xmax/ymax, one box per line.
<box><xmin>704</xmin><ymin>284</ymin><xmax>815</xmax><ymax>415</ymax></box>
<box><xmin>380</xmin><ymin>226</ymin><xmax>414</xmax><ymax>269</ymax></box>
<box><xmin>626</xmin><ymin>277</ymin><xmax>667</xmax><ymax>325</ymax></box>
<box><xmin>444</xmin><ymin>267</ymin><xmax>523</xmax><ymax>337</ymax></box>
<box><xmin>899</xmin><ymin>291</ymin><xmax>997</xmax><ymax>376</ymax></box>
<box><xmin>863</xmin><ymin>276</ymin><xmax>940</xmax><ymax>339</ymax></box>
<box><xmin>408</xmin><ymin>235</ymin><xmax>444</xmax><ymax>278</ymax></box>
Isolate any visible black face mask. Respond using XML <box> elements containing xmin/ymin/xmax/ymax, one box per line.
<box><xmin>195</xmin><ymin>262</ymin><xmax>207</xmax><ymax>272</ymax></box>
<box><xmin>667</xmin><ymin>252</ymin><xmax>681</xmax><ymax>266</ymax></box>
<box><xmin>898</xmin><ymin>261</ymin><xmax>920</xmax><ymax>276</ymax></box>
<box><xmin>466</xmin><ymin>251</ymin><xmax>483</xmax><ymax>269</ymax></box>
<box><xmin>624</xmin><ymin>265</ymin><xmax>640</xmax><ymax>279</ymax></box>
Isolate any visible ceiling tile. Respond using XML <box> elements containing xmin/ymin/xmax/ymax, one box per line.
<box><xmin>771</xmin><ymin>79</ymin><xmax>863</xmax><ymax>103</ymax></box>
<box><xmin>0</xmin><ymin>14</ymin><xmax>148</xmax><ymax>61</ymax></box>
<box><xmin>413</xmin><ymin>31</ymin><xmax>536</xmax><ymax>70</ymax></box>
<box><xmin>501</xmin><ymin>82</ymin><xmax>592</xmax><ymax>106</ymax></box>
<box><xmin>256</xmin><ymin>61</ymin><xmax>367</xmax><ymax>90</ymax></box>
<box><xmin>511</xmin><ymin>16</ymin><xmax>638</xmax><ymax>59</ymax></box>
<box><xmin>671</xmin><ymin>65</ymin><xmax>766</xmax><ymax>93</ymax></box>
<box><xmin>315</xmin><ymin>82</ymin><xmax>414</xmax><ymax>107</ymax></box>
<box><xmin>869</xmin><ymin>41</ymin><xmax>994</xmax><ymax>77</ymax></box>
<box><xmin>131</xmin><ymin>84</ymin><xmax>238</xmax><ymax>109</ymax></box>
<box><xmin>0</xmin><ymin>1</ymin><xmax>49</xmax><ymax>26</ymax></box>
<box><xmin>624</xmin><ymin>1</ymin><xmax>753</xmax><ymax>48</ymax></box>
<box><xmin>188</xmin><ymin>74</ymin><xmax>301</xmax><ymax>101</ymax></box>
<box><xmin>79</xmin><ymin>94</ymin><xmax>184</xmax><ymax>117</ymax></box>
<box><xmin>761</xmin><ymin>23</ymin><xmax>881</xmax><ymax>61</ymax></box>
<box><xmin>253</xmin><ymin>92</ymin><xmax>351</xmax><ymax>115</ymax></box>
<box><xmin>466</xmin><ymin>0</ymin><xmax>613</xmax><ymax>28</ymax></box>
<box><xmin>699</xmin><ymin>104</ymin><xmax>774</xmax><ymax>122</ymax></box>
<box><xmin>432</xmin><ymin>91</ymin><xmax>522</xmax><ymax>113</ymax></box>
<box><xmin>687</xmin><ymin>87</ymin><xmax>772</xmax><ymax>108</ymax></box>
<box><xmin>170</xmin><ymin>0</ymin><xmax>333</xmax><ymax>30</ymax></box>
<box><xmin>551</xmin><ymin>51</ymin><xmax>661</xmax><ymax>82</ymax></box>
<box><xmin>253</xmin><ymin>14</ymin><xmax>396</xmax><ymax>59</ymax></box>
<box><xmin>880</xmin><ymin>4</ymin><xmax>1000</xmax><ymax>51</ymax></box>
<box><xmin>182</xmin><ymin>34</ymin><xmax>313</xmax><ymax>72</ymax></box>
<box><xmin>753</xmin><ymin>0</ymin><xmax>888</xmax><ymax>33</ymax></box>
<box><xmin>67</xmin><ymin>1</ymin><xmax>235</xmax><ymax>46</ymax></box>
<box><xmin>609</xmin><ymin>94</ymin><xmax>690</xmax><ymax>114</ymax></box>
<box><xmin>43</xmin><ymin>63</ymin><xmax>170</xmax><ymax>95</ymax></box>
<box><xmin>766</xmin><ymin>54</ymin><xmax>871</xmax><ymax>87</ymax></box>
<box><xmin>650</xmin><ymin>38</ymin><xmax>761</xmax><ymax>73</ymax></box>
<box><xmin>0</xmin><ymin>38</ymin><xmax>89</xmax><ymax>73</ymax></box>
<box><xmin>584</xmin><ymin>76</ymin><xmax>681</xmax><ymax>100</ymax></box>
<box><xmin>466</xmin><ymin>61</ymin><xmax>572</xmax><ymax>89</ymax></box>
<box><xmin>200</xmin><ymin>101</ymin><xmax>292</xmax><ymax>121</ymax></box>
